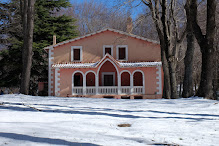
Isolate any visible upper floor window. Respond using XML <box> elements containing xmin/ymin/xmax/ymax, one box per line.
<box><xmin>71</xmin><ymin>46</ymin><xmax>82</xmax><ymax>62</ymax></box>
<box><xmin>103</xmin><ymin>45</ymin><xmax>113</xmax><ymax>56</ymax></box>
<box><xmin>117</xmin><ymin>45</ymin><xmax>128</xmax><ymax>61</ymax></box>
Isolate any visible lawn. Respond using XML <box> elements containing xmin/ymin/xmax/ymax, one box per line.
<box><xmin>0</xmin><ymin>94</ymin><xmax>219</xmax><ymax>146</ymax></box>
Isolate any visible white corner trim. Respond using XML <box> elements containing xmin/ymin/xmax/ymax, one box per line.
<box><xmin>116</xmin><ymin>45</ymin><xmax>128</xmax><ymax>61</ymax></box>
<box><xmin>48</xmin><ymin>47</ymin><xmax>54</xmax><ymax>96</ymax></box>
<box><xmin>156</xmin><ymin>66</ymin><xmax>162</xmax><ymax>94</ymax></box>
<box><xmin>55</xmin><ymin>68</ymin><xmax>60</xmax><ymax>96</ymax></box>
<box><xmin>71</xmin><ymin>46</ymin><xmax>82</xmax><ymax>62</ymax></box>
<box><xmin>102</xmin><ymin>72</ymin><xmax>115</xmax><ymax>86</ymax></box>
<box><xmin>103</xmin><ymin>45</ymin><xmax>113</xmax><ymax>57</ymax></box>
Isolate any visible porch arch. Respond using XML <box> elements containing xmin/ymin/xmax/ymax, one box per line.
<box><xmin>85</xmin><ymin>71</ymin><xmax>96</xmax><ymax>86</ymax></box>
<box><xmin>72</xmin><ymin>71</ymin><xmax>85</xmax><ymax>95</ymax></box>
<box><xmin>120</xmin><ymin>70</ymin><xmax>131</xmax><ymax>86</ymax></box>
<box><xmin>97</xmin><ymin>58</ymin><xmax>120</xmax><ymax>86</ymax></box>
<box><xmin>132</xmin><ymin>70</ymin><xmax>145</xmax><ymax>94</ymax></box>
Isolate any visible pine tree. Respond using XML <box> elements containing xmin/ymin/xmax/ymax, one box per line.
<box><xmin>0</xmin><ymin>0</ymin><xmax>78</xmax><ymax>95</ymax></box>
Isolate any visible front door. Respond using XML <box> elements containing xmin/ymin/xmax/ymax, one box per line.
<box><xmin>102</xmin><ymin>72</ymin><xmax>115</xmax><ymax>86</ymax></box>
<box><xmin>104</xmin><ymin>75</ymin><xmax>114</xmax><ymax>86</ymax></box>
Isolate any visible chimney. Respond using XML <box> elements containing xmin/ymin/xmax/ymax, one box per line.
<box><xmin>126</xmin><ymin>17</ymin><xmax>133</xmax><ymax>33</ymax></box>
<box><xmin>53</xmin><ymin>35</ymin><xmax>56</xmax><ymax>45</ymax></box>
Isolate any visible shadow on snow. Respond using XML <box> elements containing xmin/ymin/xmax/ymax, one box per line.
<box><xmin>0</xmin><ymin>132</ymin><xmax>98</xmax><ymax>146</ymax></box>
<box><xmin>0</xmin><ymin>102</ymin><xmax>218</xmax><ymax>121</ymax></box>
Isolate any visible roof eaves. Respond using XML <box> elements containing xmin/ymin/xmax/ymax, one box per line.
<box><xmin>43</xmin><ymin>28</ymin><xmax>159</xmax><ymax>50</ymax></box>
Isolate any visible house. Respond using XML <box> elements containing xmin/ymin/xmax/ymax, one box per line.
<box><xmin>44</xmin><ymin>28</ymin><xmax>163</xmax><ymax>99</ymax></box>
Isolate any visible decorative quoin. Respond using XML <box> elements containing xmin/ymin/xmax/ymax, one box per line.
<box><xmin>44</xmin><ymin>28</ymin><xmax>164</xmax><ymax>99</ymax></box>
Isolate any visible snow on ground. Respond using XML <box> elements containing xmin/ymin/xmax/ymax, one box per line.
<box><xmin>0</xmin><ymin>94</ymin><xmax>219</xmax><ymax>146</ymax></box>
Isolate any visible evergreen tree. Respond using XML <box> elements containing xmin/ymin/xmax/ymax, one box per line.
<box><xmin>0</xmin><ymin>0</ymin><xmax>78</xmax><ymax>95</ymax></box>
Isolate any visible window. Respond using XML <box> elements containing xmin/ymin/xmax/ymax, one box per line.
<box><xmin>103</xmin><ymin>45</ymin><xmax>113</xmax><ymax>56</ymax></box>
<box><xmin>71</xmin><ymin>46</ymin><xmax>82</xmax><ymax>61</ymax></box>
<box><xmin>116</xmin><ymin>45</ymin><xmax>128</xmax><ymax>60</ymax></box>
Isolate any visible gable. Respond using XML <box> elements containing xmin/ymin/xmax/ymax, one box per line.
<box><xmin>46</xmin><ymin>29</ymin><xmax>161</xmax><ymax>64</ymax></box>
<box><xmin>44</xmin><ymin>28</ymin><xmax>159</xmax><ymax>50</ymax></box>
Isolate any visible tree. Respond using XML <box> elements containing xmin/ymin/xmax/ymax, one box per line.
<box><xmin>190</xmin><ymin>0</ymin><xmax>217</xmax><ymax>99</ymax></box>
<box><xmin>0</xmin><ymin>0</ymin><xmax>23</xmax><ymax>87</ymax></box>
<box><xmin>141</xmin><ymin>0</ymin><xmax>186</xmax><ymax>99</ymax></box>
<box><xmin>182</xmin><ymin>0</ymin><xmax>196</xmax><ymax>98</ymax></box>
<box><xmin>0</xmin><ymin>0</ymin><xmax>78</xmax><ymax>94</ymax></box>
<box><xmin>59</xmin><ymin>0</ymin><xmax>129</xmax><ymax>35</ymax></box>
<box><xmin>20</xmin><ymin>0</ymin><xmax>35</xmax><ymax>94</ymax></box>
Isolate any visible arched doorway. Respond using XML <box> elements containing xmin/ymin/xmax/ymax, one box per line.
<box><xmin>86</xmin><ymin>71</ymin><xmax>96</xmax><ymax>95</ymax></box>
<box><xmin>72</xmin><ymin>71</ymin><xmax>84</xmax><ymax>95</ymax></box>
<box><xmin>120</xmin><ymin>71</ymin><xmax>131</xmax><ymax>94</ymax></box>
<box><xmin>133</xmin><ymin>71</ymin><xmax>144</xmax><ymax>94</ymax></box>
<box><xmin>98</xmin><ymin>60</ymin><xmax>118</xmax><ymax>86</ymax></box>
<box><xmin>97</xmin><ymin>59</ymin><xmax>119</xmax><ymax>94</ymax></box>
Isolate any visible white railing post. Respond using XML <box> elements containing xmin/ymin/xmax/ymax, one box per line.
<box><xmin>130</xmin><ymin>74</ymin><xmax>134</xmax><ymax>95</ymax></box>
<box><xmin>83</xmin><ymin>74</ymin><xmax>86</xmax><ymax>95</ymax></box>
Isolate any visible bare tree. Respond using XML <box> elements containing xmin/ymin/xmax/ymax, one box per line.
<box><xmin>20</xmin><ymin>0</ymin><xmax>35</xmax><ymax>94</ymax></box>
<box><xmin>141</xmin><ymin>0</ymin><xmax>186</xmax><ymax>99</ymax></box>
<box><xmin>189</xmin><ymin>0</ymin><xmax>217</xmax><ymax>99</ymax></box>
<box><xmin>182</xmin><ymin>0</ymin><xmax>195</xmax><ymax>98</ymax></box>
<box><xmin>57</xmin><ymin>0</ymin><xmax>129</xmax><ymax>35</ymax></box>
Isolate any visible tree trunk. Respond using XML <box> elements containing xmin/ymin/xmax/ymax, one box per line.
<box><xmin>182</xmin><ymin>31</ymin><xmax>195</xmax><ymax>98</ymax></box>
<box><xmin>196</xmin><ymin>45</ymin><xmax>215</xmax><ymax>99</ymax></box>
<box><xmin>190</xmin><ymin>0</ymin><xmax>216</xmax><ymax>99</ymax></box>
<box><xmin>20</xmin><ymin>0</ymin><xmax>35</xmax><ymax>95</ymax></box>
<box><xmin>183</xmin><ymin>1</ymin><xmax>195</xmax><ymax>98</ymax></box>
<box><xmin>168</xmin><ymin>59</ymin><xmax>178</xmax><ymax>98</ymax></box>
<box><xmin>161</xmin><ymin>0</ymin><xmax>178</xmax><ymax>99</ymax></box>
<box><xmin>161</xmin><ymin>45</ymin><xmax>171</xmax><ymax>98</ymax></box>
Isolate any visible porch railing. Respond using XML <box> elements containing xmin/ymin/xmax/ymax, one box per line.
<box><xmin>98</xmin><ymin>86</ymin><xmax>118</xmax><ymax>94</ymax></box>
<box><xmin>86</xmin><ymin>87</ymin><xmax>96</xmax><ymax>95</ymax></box>
<box><xmin>121</xmin><ymin>86</ymin><xmax>131</xmax><ymax>94</ymax></box>
<box><xmin>73</xmin><ymin>87</ymin><xmax>83</xmax><ymax>95</ymax></box>
<box><xmin>73</xmin><ymin>86</ymin><xmax>144</xmax><ymax>95</ymax></box>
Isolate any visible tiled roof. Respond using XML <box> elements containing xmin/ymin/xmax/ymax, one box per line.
<box><xmin>119</xmin><ymin>62</ymin><xmax>162</xmax><ymax>67</ymax></box>
<box><xmin>44</xmin><ymin>28</ymin><xmax>159</xmax><ymax>50</ymax></box>
<box><xmin>52</xmin><ymin>62</ymin><xmax>98</xmax><ymax>68</ymax></box>
<box><xmin>52</xmin><ymin>61</ymin><xmax>162</xmax><ymax>68</ymax></box>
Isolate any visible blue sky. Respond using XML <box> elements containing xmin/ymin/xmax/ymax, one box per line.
<box><xmin>0</xmin><ymin>0</ymin><xmax>144</xmax><ymax>18</ymax></box>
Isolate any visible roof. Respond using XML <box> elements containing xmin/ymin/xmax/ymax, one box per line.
<box><xmin>52</xmin><ymin>61</ymin><xmax>162</xmax><ymax>68</ymax></box>
<box><xmin>44</xmin><ymin>28</ymin><xmax>159</xmax><ymax>50</ymax></box>
<box><xmin>52</xmin><ymin>53</ymin><xmax>162</xmax><ymax>69</ymax></box>
<box><xmin>52</xmin><ymin>61</ymin><xmax>162</xmax><ymax>69</ymax></box>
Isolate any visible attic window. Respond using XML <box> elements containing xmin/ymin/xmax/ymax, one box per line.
<box><xmin>103</xmin><ymin>45</ymin><xmax>113</xmax><ymax>56</ymax></box>
<box><xmin>117</xmin><ymin>45</ymin><xmax>128</xmax><ymax>61</ymax></box>
<box><xmin>71</xmin><ymin>46</ymin><xmax>82</xmax><ymax>62</ymax></box>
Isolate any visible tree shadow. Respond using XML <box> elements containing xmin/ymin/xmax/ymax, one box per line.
<box><xmin>0</xmin><ymin>103</ymin><xmax>216</xmax><ymax>121</ymax></box>
<box><xmin>146</xmin><ymin>110</ymin><xmax>219</xmax><ymax>118</ymax></box>
<box><xmin>0</xmin><ymin>132</ymin><xmax>99</xmax><ymax>146</ymax></box>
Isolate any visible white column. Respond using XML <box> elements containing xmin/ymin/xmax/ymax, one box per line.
<box><xmin>48</xmin><ymin>47</ymin><xmax>54</xmax><ymax>96</ymax></box>
<box><xmin>156</xmin><ymin>66</ymin><xmax>162</xmax><ymax>94</ymax></box>
<box><xmin>55</xmin><ymin>68</ymin><xmax>60</xmax><ymax>96</ymax></box>
<box><xmin>72</xmin><ymin>74</ymin><xmax>74</xmax><ymax>95</ymax></box>
<box><xmin>95</xmin><ymin>74</ymin><xmax>99</xmax><ymax>95</ymax></box>
<box><xmin>118</xmin><ymin>75</ymin><xmax>121</xmax><ymax>95</ymax></box>
<box><xmin>83</xmin><ymin>74</ymin><xmax>86</xmax><ymax>95</ymax></box>
<box><xmin>130</xmin><ymin>74</ymin><xmax>134</xmax><ymax>95</ymax></box>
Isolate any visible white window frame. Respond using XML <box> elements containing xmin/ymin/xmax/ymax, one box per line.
<box><xmin>102</xmin><ymin>72</ymin><xmax>115</xmax><ymax>86</ymax></box>
<box><xmin>71</xmin><ymin>46</ymin><xmax>82</xmax><ymax>62</ymax></box>
<box><xmin>116</xmin><ymin>45</ymin><xmax>128</xmax><ymax>61</ymax></box>
<box><xmin>103</xmin><ymin>45</ymin><xmax>113</xmax><ymax>57</ymax></box>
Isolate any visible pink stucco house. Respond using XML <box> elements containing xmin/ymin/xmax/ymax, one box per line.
<box><xmin>44</xmin><ymin>28</ymin><xmax>163</xmax><ymax>99</ymax></box>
